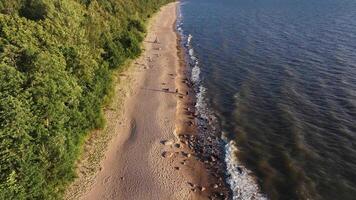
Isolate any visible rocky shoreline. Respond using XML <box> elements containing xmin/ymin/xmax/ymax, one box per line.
<box><xmin>173</xmin><ymin>16</ymin><xmax>233</xmax><ymax>199</ymax></box>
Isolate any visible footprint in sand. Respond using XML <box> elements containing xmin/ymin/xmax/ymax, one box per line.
<box><xmin>103</xmin><ymin>176</ymin><xmax>111</xmax><ymax>184</ymax></box>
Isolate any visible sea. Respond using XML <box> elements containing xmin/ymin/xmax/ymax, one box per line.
<box><xmin>176</xmin><ymin>0</ymin><xmax>356</xmax><ymax>199</ymax></box>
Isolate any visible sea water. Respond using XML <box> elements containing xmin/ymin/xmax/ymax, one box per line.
<box><xmin>177</xmin><ymin>0</ymin><xmax>356</xmax><ymax>199</ymax></box>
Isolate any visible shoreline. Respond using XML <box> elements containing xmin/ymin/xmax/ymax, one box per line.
<box><xmin>65</xmin><ymin>2</ymin><xmax>229</xmax><ymax>199</ymax></box>
<box><xmin>175</xmin><ymin>4</ymin><xmax>266</xmax><ymax>200</ymax></box>
<box><xmin>175</xmin><ymin>6</ymin><xmax>233</xmax><ymax>199</ymax></box>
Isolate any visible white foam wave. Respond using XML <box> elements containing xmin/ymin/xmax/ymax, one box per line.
<box><xmin>187</xmin><ymin>34</ymin><xmax>193</xmax><ymax>46</ymax></box>
<box><xmin>196</xmin><ymin>85</ymin><xmax>209</xmax><ymax>120</ymax></box>
<box><xmin>223</xmin><ymin>137</ymin><xmax>268</xmax><ymax>200</ymax></box>
<box><xmin>189</xmin><ymin>48</ymin><xmax>194</xmax><ymax>56</ymax></box>
<box><xmin>191</xmin><ymin>65</ymin><xmax>200</xmax><ymax>84</ymax></box>
<box><xmin>185</xmin><ymin>34</ymin><xmax>200</xmax><ymax>84</ymax></box>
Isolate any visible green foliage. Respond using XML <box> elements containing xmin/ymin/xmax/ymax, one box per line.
<box><xmin>0</xmin><ymin>0</ymin><xmax>173</xmax><ymax>199</ymax></box>
<box><xmin>128</xmin><ymin>18</ymin><xmax>146</xmax><ymax>32</ymax></box>
<box><xmin>0</xmin><ymin>0</ymin><xmax>22</xmax><ymax>15</ymax></box>
<box><xmin>19</xmin><ymin>0</ymin><xmax>49</xmax><ymax>21</ymax></box>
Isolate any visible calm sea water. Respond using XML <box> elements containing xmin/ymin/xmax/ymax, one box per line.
<box><xmin>178</xmin><ymin>0</ymin><xmax>356</xmax><ymax>199</ymax></box>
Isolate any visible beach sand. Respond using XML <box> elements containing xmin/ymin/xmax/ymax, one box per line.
<box><xmin>64</xmin><ymin>2</ymin><xmax>224</xmax><ymax>200</ymax></box>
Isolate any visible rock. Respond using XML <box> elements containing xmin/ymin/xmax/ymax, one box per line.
<box><xmin>161</xmin><ymin>151</ymin><xmax>173</xmax><ymax>158</ymax></box>
<box><xmin>211</xmin><ymin>156</ymin><xmax>217</xmax><ymax>162</ymax></box>
<box><xmin>174</xmin><ymin>143</ymin><xmax>181</xmax><ymax>148</ymax></box>
<box><xmin>213</xmin><ymin>184</ymin><xmax>219</xmax><ymax>189</ymax></box>
<box><xmin>161</xmin><ymin>139</ymin><xmax>174</xmax><ymax>146</ymax></box>
<box><xmin>181</xmin><ymin>151</ymin><xmax>189</xmax><ymax>157</ymax></box>
<box><xmin>174</xmin><ymin>166</ymin><xmax>180</xmax><ymax>170</ymax></box>
<box><xmin>201</xmin><ymin>187</ymin><xmax>206</xmax><ymax>192</ymax></box>
<box><xmin>237</xmin><ymin>166</ymin><xmax>243</xmax><ymax>174</ymax></box>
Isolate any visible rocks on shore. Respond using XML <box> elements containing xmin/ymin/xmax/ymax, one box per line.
<box><xmin>161</xmin><ymin>151</ymin><xmax>173</xmax><ymax>158</ymax></box>
<box><xmin>161</xmin><ymin>139</ymin><xmax>174</xmax><ymax>146</ymax></box>
<box><xmin>177</xmin><ymin>133</ymin><xmax>232</xmax><ymax>198</ymax></box>
<box><xmin>159</xmin><ymin>121</ymin><xmax>231</xmax><ymax>198</ymax></box>
<box><xmin>187</xmin><ymin>182</ymin><xmax>207</xmax><ymax>193</ymax></box>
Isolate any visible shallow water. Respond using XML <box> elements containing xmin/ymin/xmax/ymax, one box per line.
<box><xmin>178</xmin><ymin>0</ymin><xmax>356</xmax><ymax>199</ymax></box>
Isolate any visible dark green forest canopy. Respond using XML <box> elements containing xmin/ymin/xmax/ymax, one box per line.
<box><xmin>0</xmin><ymin>0</ymin><xmax>173</xmax><ymax>199</ymax></box>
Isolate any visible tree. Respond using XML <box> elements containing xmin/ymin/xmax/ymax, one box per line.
<box><xmin>19</xmin><ymin>0</ymin><xmax>49</xmax><ymax>21</ymax></box>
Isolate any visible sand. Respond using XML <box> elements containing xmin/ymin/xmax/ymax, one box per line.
<box><xmin>65</xmin><ymin>2</ymin><xmax>215</xmax><ymax>200</ymax></box>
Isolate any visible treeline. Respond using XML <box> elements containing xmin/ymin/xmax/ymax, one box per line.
<box><xmin>0</xmin><ymin>0</ymin><xmax>172</xmax><ymax>199</ymax></box>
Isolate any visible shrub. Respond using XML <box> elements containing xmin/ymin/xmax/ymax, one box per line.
<box><xmin>128</xmin><ymin>18</ymin><xmax>146</xmax><ymax>33</ymax></box>
<box><xmin>19</xmin><ymin>0</ymin><xmax>49</xmax><ymax>21</ymax></box>
<box><xmin>0</xmin><ymin>0</ymin><xmax>174</xmax><ymax>199</ymax></box>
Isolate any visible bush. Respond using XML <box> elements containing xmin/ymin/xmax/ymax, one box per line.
<box><xmin>19</xmin><ymin>0</ymin><xmax>49</xmax><ymax>21</ymax></box>
<box><xmin>0</xmin><ymin>0</ymin><xmax>174</xmax><ymax>199</ymax></box>
<box><xmin>128</xmin><ymin>18</ymin><xmax>146</xmax><ymax>33</ymax></box>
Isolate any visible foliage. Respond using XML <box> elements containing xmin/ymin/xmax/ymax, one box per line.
<box><xmin>19</xmin><ymin>0</ymin><xmax>49</xmax><ymax>21</ymax></box>
<box><xmin>0</xmin><ymin>0</ymin><xmax>173</xmax><ymax>199</ymax></box>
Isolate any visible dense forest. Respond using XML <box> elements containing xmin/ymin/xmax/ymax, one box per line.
<box><xmin>0</xmin><ymin>0</ymin><xmax>173</xmax><ymax>199</ymax></box>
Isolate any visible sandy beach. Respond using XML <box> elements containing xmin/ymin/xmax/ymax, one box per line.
<box><xmin>64</xmin><ymin>2</ymin><xmax>229</xmax><ymax>200</ymax></box>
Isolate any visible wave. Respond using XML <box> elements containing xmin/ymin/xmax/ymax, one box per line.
<box><xmin>177</xmin><ymin>4</ymin><xmax>267</xmax><ymax>200</ymax></box>
<box><xmin>223</xmin><ymin>139</ymin><xmax>268</xmax><ymax>200</ymax></box>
